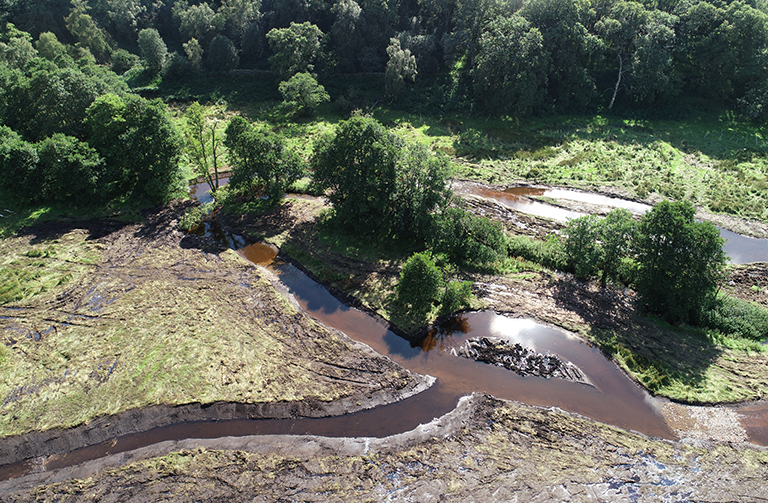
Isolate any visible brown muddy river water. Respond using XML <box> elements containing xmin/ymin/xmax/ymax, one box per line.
<box><xmin>462</xmin><ymin>185</ymin><xmax>768</xmax><ymax>264</ymax></box>
<box><xmin>4</xmin><ymin>181</ymin><xmax>768</xmax><ymax>481</ymax></box>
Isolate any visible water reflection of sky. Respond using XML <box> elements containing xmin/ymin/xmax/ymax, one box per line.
<box><xmin>464</xmin><ymin>185</ymin><xmax>768</xmax><ymax>265</ymax></box>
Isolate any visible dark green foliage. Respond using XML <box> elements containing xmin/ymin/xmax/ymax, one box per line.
<box><xmin>34</xmin><ymin>133</ymin><xmax>104</xmax><ymax>202</ymax></box>
<box><xmin>225</xmin><ymin>116</ymin><xmax>305</xmax><ymax>201</ymax></box>
<box><xmin>206</xmin><ymin>34</ymin><xmax>239</xmax><ymax>72</ymax></box>
<box><xmin>65</xmin><ymin>0</ymin><xmax>112</xmax><ymax>63</ymax></box>
<box><xmin>635</xmin><ymin>200</ymin><xmax>726</xmax><ymax>324</ymax></box>
<box><xmin>473</xmin><ymin>15</ymin><xmax>549</xmax><ymax>116</ymax></box>
<box><xmin>312</xmin><ymin>116</ymin><xmax>451</xmax><ymax>240</ymax></box>
<box><xmin>266</xmin><ymin>21</ymin><xmax>323</xmax><ymax>79</ymax></box>
<box><xmin>519</xmin><ymin>0</ymin><xmax>598</xmax><ymax>112</ymax></box>
<box><xmin>598</xmin><ymin>209</ymin><xmax>636</xmax><ymax>287</ymax></box>
<box><xmin>85</xmin><ymin>93</ymin><xmax>185</xmax><ymax>203</ymax></box>
<box><xmin>701</xmin><ymin>295</ymin><xmax>768</xmax><ymax>341</ymax></box>
<box><xmin>562</xmin><ymin>214</ymin><xmax>602</xmax><ymax>279</ymax></box>
<box><xmin>0</xmin><ymin>127</ymin><xmax>103</xmax><ymax>204</ymax></box>
<box><xmin>110</xmin><ymin>48</ymin><xmax>138</xmax><ymax>74</ymax></box>
<box><xmin>563</xmin><ymin>208</ymin><xmax>636</xmax><ymax>285</ymax></box>
<box><xmin>396</xmin><ymin>251</ymin><xmax>443</xmax><ymax>317</ymax></box>
<box><xmin>430</xmin><ymin>207</ymin><xmax>508</xmax><ymax>269</ymax></box>
<box><xmin>0</xmin><ymin>126</ymin><xmax>40</xmax><ymax>202</ymax></box>
<box><xmin>440</xmin><ymin>280</ymin><xmax>473</xmax><ymax>315</ymax></box>
<box><xmin>137</xmin><ymin>28</ymin><xmax>166</xmax><ymax>73</ymax></box>
<box><xmin>0</xmin><ymin>57</ymin><xmax>128</xmax><ymax>142</ymax></box>
<box><xmin>278</xmin><ymin>72</ymin><xmax>329</xmax><ymax>116</ymax></box>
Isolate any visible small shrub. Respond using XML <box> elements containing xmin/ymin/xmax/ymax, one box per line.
<box><xmin>396</xmin><ymin>252</ymin><xmax>443</xmax><ymax>317</ymax></box>
<box><xmin>440</xmin><ymin>280</ymin><xmax>473</xmax><ymax>315</ymax></box>
<box><xmin>701</xmin><ymin>296</ymin><xmax>768</xmax><ymax>340</ymax></box>
<box><xmin>506</xmin><ymin>234</ymin><xmax>567</xmax><ymax>271</ymax></box>
<box><xmin>179</xmin><ymin>202</ymin><xmax>214</xmax><ymax>231</ymax></box>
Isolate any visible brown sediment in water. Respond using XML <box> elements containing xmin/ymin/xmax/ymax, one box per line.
<box><xmin>456</xmin><ymin>181</ymin><xmax>768</xmax><ymax>263</ymax></box>
<box><xmin>2</xmin><ymin>188</ymin><xmax>768</xmax><ymax>490</ymax></box>
<box><xmin>6</xmin><ymin>394</ymin><xmax>768</xmax><ymax>502</ymax></box>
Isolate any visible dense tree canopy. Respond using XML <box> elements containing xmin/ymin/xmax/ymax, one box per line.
<box><xmin>266</xmin><ymin>21</ymin><xmax>323</xmax><ymax>78</ymax></box>
<box><xmin>312</xmin><ymin>116</ymin><xmax>451</xmax><ymax>239</ymax></box>
<box><xmin>224</xmin><ymin>116</ymin><xmax>305</xmax><ymax>201</ymax></box>
<box><xmin>4</xmin><ymin>0</ymin><xmax>768</xmax><ymax>116</ymax></box>
<box><xmin>635</xmin><ymin>200</ymin><xmax>726</xmax><ymax>324</ymax></box>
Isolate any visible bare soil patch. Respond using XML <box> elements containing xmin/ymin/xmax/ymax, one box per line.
<box><xmin>0</xmin><ymin>201</ymin><xmax>430</xmax><ymax>465</ymax></box>
<box><xmin>6</xmin><ymin>394</ymin><xmax>767</xmax><ymax>503</ymax></box>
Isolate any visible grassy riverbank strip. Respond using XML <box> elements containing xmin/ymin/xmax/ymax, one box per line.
<box><xmin>225</xmin><ymin>196</ymin><xmax>768</xmax><ymax>405</ymax></box>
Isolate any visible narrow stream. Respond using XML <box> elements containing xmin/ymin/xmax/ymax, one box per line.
<box><xmin>461</xmin><ymin>185</ymin><xmax>768</xmax><ymax>264</ymax></box>
<box><xmin>3</xmin><ymin>179</ymin><xmax>767</xmax><ymax>482</ymax></box>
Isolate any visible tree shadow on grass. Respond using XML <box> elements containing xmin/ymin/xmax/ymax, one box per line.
<box><xmin>549</xmin><ymin>277</ymin><xmax>724</xmax><ymax>401</ymax></box>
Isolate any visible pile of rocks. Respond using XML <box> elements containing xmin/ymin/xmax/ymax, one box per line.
<box><xmin>452</xmin><ymin>337</ymin><xmax>593</xmax><ymax>387</ymax></box>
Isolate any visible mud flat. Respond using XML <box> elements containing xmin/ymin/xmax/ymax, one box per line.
<box><xmin>4</xmin><ymin>394</ymin><xmax>768</xmax><ymax>502</ymax></box>
<box><xmin>0</xmin><ymin>202</ymin><xmax>431</xmax><ymax>468</ymax></box>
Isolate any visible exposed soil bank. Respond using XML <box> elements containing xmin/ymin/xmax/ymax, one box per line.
<box><xmin>5</xmin><ymin>394</ymin><xmax>768</xmax><ymax>502</ymax></box>
<box><xmin>0</xmin><ymin>201</ymin><xmax>431</xmax><ymax>467</ymax></box>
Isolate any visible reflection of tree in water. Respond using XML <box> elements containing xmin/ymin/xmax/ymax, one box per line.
<box><xmin>415</xmin><ymin>315</ymin><xmax>472</xmax><ymax>353</ymax></box>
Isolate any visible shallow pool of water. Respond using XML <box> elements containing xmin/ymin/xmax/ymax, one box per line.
<box><xmin>463</xmin><ymin>184</ymin><xmax>768</xmax><ymax>264</ymax></box>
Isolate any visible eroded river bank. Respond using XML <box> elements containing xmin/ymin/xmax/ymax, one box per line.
<box><xmin>2</xmin><ymin>184</ymin><xmax>768</xmax><ymax>500</ymax></box>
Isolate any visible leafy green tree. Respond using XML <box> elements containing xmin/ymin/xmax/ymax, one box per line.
<box><xmin>110</xmin><ymin>47</ymin><xmax>138</xmax><ymax>74</ymax></box>
<box><xmin>397</xmin><ymin>251</ymin><xmax>443</xmax><ymax>317</ymax></box>
<box><xmin>36</xmin><ymin>31</ymin><xmax>69</xmax><ymax>63</ymax></box>
<box><xmin>440</xmin><ymin>279</ymin><xmax>473</xmax><ymax>315</ymax></box>
<box><xmin>35</xmin><ymin>133</ymin><xmax>104</xmax><ymax>202</ymax></box>
<box><xmin>218</xmin><ymin>0</ymin><xmax>262</xmax><ymax>46</ymax></box>
<box><xmin>266</xmin><ymin>21</ymin><xmax>324</xmax><ymax>79</ymax></box>
<box><xmin>473</xmin><ymin>15</ymin><xmax>549</xmax><ymax>116</ymax></box>
<box><xmin>598</xmin><ymin>208</ymin><xmax>636</xmax><ymax>288</ymax></box>
<box><xmin>312</xmin><ymin>116</ymin><xmax>400</xmax><ymax>236</ymax></box>
<box><xmin>1</xmin><ymin>57</ymin><xmax>126</xmax><ymax>141</ymax></box>
<box><xmin>635</xmin><ymin>200</ymin><xmax>726</xmax><ymax>324</ymax></box>
<box><xmin>172</xmin><ymin>1</ymin><xmax>224</xmax><ymax>46</ymax></box>
<box><xmin>65</xmin><ymin>0</ymin><xmax>112</xmax><ymax>63</ymax></box>
<box><xmin>564</xmin><ymin>209</ymin><xmax>637</xmax><ymax>286</ymax></box>
<box><xmin>0</xmin><ymin>126</ymin><xmax>40</xmax><ymax>202</ymax></box>
<box><xmin>563</xmin><ymin>214</ymin><xmax>602</xmax><ymax>280</ymax></box>
<box><xmin>0</xmin><ymin>23</ymin><xmax>38</xmax><ymax>68</ymax></box>
<box><xmin>278</xmin><ymin>72</ymin><xmax>329</xmax><ymax>116</ymax></box>
<box><xmin>0</xmin><ymin>127</ymin><xmax>104</xmax><ymax>204</ymax></box>
<box><xmin>519</xmin><ymin>0</ymin><xmax>599</xmax><ymax>112</ymax></box>
<box><xmin>312</xmin><ymin>116</ymin><xmax>451</xmax><ymax>240</ymax></box>
<box><xmin>224</xmin><ymin>116</ymin><xmax>305</xmax><ymax>201</ymax></box>
<box><xmin>205</xmin><ymin>34</ymin><xmax>239</xmax><ymax>71</ymax></box>
<box><xmin>446</xmin><ymin>0</ymin><xmax>513</xmax><ymax>69</ymax></box>
<box><xmin>385</xmin><ymin>37</ymin><xmax>417</xmax><ymax>97</ymax></box>
<box><xmin>330</xmin><ymin>0</ymin><xmax>363</xmax><ymax>72</ymax></box>
<box><xmin>676</xmin><ymin>0</ymin><xmax>768</xmax><ymax>101</ymax></box>
<box><xmin>430</xmin><ymin>207</ymin><xmax>508</xmax><ymax>269</ymax></box>
<box><xmin>137</xmin><ymin>27</ymin><xmax>166</xmax><ymax>73</ymax></box>
<box><xmin>183</xmin><ymin>37</ymin><xmax>203</xmax><ymax>73</ymax></box>
<box><xmin>103</xmin><ymin>0</ymin><xmax>145</xmax><ymax>39</ymax></box>
<box><xmin>417</xmin><ymin>0</ymin><xmax>457</xmax><ymax>36</ymax></box>
<box><xmin>184</xmin><ymin>102</ymin><xmax>225</xmax><ymax>194</ymax></box>
<box><xmin>595</xmin><ymin>1</ymin><xmax>680</xmax><ymax>109</ymax></box>
<box><xmin>391</xmin><ymin>142</ymin><xmax>452</xmax><ymax>240</ymax></box>
<box><xmin>86</xmin><ymin>93</ymin><xmax>184</xmax><ymax>203</ymax></box>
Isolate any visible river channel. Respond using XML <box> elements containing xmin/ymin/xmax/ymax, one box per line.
<box><xmin>3</xmin><ymin>180</ymin><xmax>767</xmax><ymax>482</ymax></box>
<box><xmin>461</xmin><ymin>185</ymin><xmax>768</xmax><ymax>264</ymax></box>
